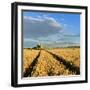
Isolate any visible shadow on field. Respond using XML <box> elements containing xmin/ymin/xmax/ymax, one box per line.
<box><xmin>23</xmin><ymin>50</ymin><xmax>41</xmax><ymax>77</ymax></box>
<box><xmin>45</xmin><ymin>50</ymin><xmax>80</xmax><ymax>75</ymax></box>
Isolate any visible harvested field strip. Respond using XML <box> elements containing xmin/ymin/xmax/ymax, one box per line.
<box><xmin>45</xmin><ymin>50</ymin><xmax>80</xmax><ymax>75</ymax></box>
<box><xmin>23</xmin><ymin>49</ymin><xmax>40</xmax><ymax>73</ymax></box>
<box><xmin>48</xmin><ymin>48</ymin><xmax>80</xmax><ymax>67</ymax></box>
<box><xmin>23</xmin><ymin>50</ymin><xmax>41</xmax><ymax>77</ymax></box>
<box><xmin>31</xmin><ymin>50</ymin><xmax>72</xmax><ymax>77</ymax></box>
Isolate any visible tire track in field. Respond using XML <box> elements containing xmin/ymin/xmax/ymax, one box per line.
<box><xmin>31</xmin><ymin>50</ymin><xmax>69</xmax><ymax>77</ymax></box>
<box><xmin>23</xmin><ymin>50</ymin><xmax>41</xmax><ymax>77</ymax></box>
<box><xmin>44</xmin><ymin>49</ymin><xmax>80</xmax><ymax>75</ymax></box>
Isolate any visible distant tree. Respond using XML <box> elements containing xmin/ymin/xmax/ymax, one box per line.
<box><xmin>37</xmin><ymin>44</ymin><xmax>41</xmax><ymax>49</ymax></box>
<box><xmin>32</xmin><ymin>44</ymin><xmax>41</xmax><ymax>49</ymax></box>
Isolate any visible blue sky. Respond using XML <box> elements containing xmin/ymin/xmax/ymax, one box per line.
<box><xmin>23</xmin><ymin>11</ymin><xmax>80</xmax><ymax>48</ymax></box>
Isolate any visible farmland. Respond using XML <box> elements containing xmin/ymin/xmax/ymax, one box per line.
<box><xmin>23</xmin><ymin>48</ymin><xmax>80</xmax><ymax>77</ymax></box>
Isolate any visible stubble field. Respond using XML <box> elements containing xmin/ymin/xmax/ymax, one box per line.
<box><xmin>23</xmin><ymin>48</ymin><xmax>80</xmax><ymax>77</ymax></box>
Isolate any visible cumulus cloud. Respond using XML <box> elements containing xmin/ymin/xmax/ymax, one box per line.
<box><xmin>23</xmin><ymin>16</ymin><xmax>62</xmax><ymax>39</ymax></box>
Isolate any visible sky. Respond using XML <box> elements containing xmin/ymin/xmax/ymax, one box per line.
<box><xmin>23</xmin><ymin>11</ymin><xmax>80</xmax><ymax>48</ymax></box>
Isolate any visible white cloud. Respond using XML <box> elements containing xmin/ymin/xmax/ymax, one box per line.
<box><xmin>23</xmin><ymin>15</ymin><xmax>62</xmax><ymax>38</ymax></box>
<box><xmin>43</xmin><ymin>16</ymin><xmax>61</xmax><ymax>27</ymax></box>
<box><xmin>24</xmin><ymin>16</ymin><xmax>43</xmax><ymax>22</ymax></box>
<box><xmin>24</xmin><ymin>38</ymin><xmax>38</xmax><ymax>42</ymax></box>
<box><xmin>24</xmin><ymin>15</ymin><xmax>61</xmax><ymax>27</ymax></box>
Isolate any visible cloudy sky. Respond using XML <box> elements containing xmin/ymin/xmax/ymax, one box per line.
<box><xmin>23</xmin><ymin>11</ymin><xmax>80</xmax><ymax>48</ymax></box>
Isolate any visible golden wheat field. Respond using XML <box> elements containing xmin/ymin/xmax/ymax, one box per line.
<box><xmin>23</xmin><ymin>48</ymin><xmax>80</xmax><ymax>77</ymax></box>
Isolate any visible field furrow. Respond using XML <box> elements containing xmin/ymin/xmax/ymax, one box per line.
<box><xmin>23</xmin><ymin>49</ymin><xmax>40</xmax><ymax>76</ymax></box>
<box><xmin>45</xmin><ymin>49</ymin><xmax>80</xmax><ymax>74</ymax></box>
<box><xmin>48</xmin><ymin>48</ymin><xmax>80</xmax><ymax>67</ymax></box>
<box><xmin>31</xmin><ymin>50</ymin><xmax>73</xmax><ymax>77</ymax></box>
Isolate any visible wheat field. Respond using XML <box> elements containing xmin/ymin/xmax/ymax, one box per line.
<box><xmin>23</xmin><ymin>48</ymin><xmax>80</xmax><ymax>77</ymax></box>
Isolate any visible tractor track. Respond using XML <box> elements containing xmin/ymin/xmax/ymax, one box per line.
<box><xmin>44</xmin><ymin>49</ymin><xmax>80</xmax><ymax>74</ymax></box>
<box><xmin>23</xmin><ymin>50</ymin><xmax>41</xmax><ymax>77</ymax></box>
